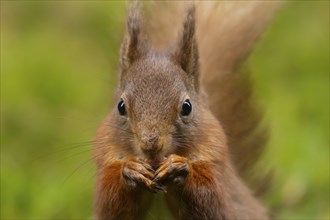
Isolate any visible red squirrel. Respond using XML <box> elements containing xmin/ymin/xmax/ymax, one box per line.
<box><xmin>93</xmin><ymin>2</ymin><xmax>280</xmax><ymax>219</ymax></box>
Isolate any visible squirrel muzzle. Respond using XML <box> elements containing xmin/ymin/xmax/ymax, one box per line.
<box><xmin>138</xmin><ymin>130</ymin><xmax>163</xmax><ymax>157</ymax></box>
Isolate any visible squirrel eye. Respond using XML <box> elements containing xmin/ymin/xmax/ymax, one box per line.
<box><xmin>117</xmin><ymin>99</ymin><xmax>126</xmax><ymax>116</ymax></box>
<box><xmin>181</xmin><ymin>99</ymin><xmax>192</xmax><ymax>116</ymax></box>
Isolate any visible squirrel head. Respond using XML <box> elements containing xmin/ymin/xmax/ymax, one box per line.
<box><xmin>112</xmin><ymin>4</ymin><xmax>205</xmax><ymax>161</ymax></box>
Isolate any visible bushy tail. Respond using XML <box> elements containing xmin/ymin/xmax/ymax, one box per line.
<box><xmin>197</xmin><ymin>1</ymin><xmax>281</xmax><ymax>184</ymax></box>
<box><xmin>142</xmin><ymin>1</ymin><xmax>281</xmax><ymax>191</ymax></box>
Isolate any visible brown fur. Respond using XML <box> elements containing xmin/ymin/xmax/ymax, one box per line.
<box><xmin>143</xmin><ymin>0</ymin><xmax>281</xmax><ymax>184</ymax></box>
<box><xmin>94</xmin><ymin>2</ymin><xmax>280</xmax><ymax>219</ymax></box>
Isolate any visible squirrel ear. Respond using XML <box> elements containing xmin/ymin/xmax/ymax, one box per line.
<box><xmin>120</xmin><ymin>2</ymin><xmax>144</xmax><ymax>74</ymax></box>
<box><xmin>174</xmin><ymin>5</ymin><xmax>200</xmax><ymax>89</ymax></box>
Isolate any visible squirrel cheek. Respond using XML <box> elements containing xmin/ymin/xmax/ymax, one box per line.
<box><xmin>158</xmin><ymin>135</ymin><xmax>174</xmax><ymax>153</ymax></box>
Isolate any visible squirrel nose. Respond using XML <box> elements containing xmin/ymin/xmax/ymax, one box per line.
<box><xmin>140</xmin><ymin>133</ymin><xmax>161</xmax><ymax>154</ymax></box>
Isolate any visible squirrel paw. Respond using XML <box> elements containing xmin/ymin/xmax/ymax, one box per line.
<box><xmin>122</xmin><ymin>157</ymin><xmax>163</xmax><ymax>193</ymax></box>
<box><xmin>153</xmin><ymin>154</ymin><xmax>189</xmax><ymax>188</ymax></box>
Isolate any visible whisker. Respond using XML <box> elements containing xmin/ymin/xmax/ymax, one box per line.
<box><xmin>30</xmin><ymin>136</ymin><xmax>114</xmax><ymax>162</ymax></box>
<box><xmin>103</xmin><ymin>121</ymin><xmax>136</xmax><ymax>135</ymax></box>
<box><xmin>61</xmin><ymin>157</ymin><xmax>96</xmax><ymax>186</ymax></box>
<box><xmin>39</xmin><ymin>149</ymin><xmax>94</xmax><ymax>175</ymax></box>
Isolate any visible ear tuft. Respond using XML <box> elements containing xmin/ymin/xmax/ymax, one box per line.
<box><xmin>120</xmin><ymin>2</ymin><xmax>143</xmax><ymax>73</ymax></box>
<box><xmin>175</xmin><ymin>5</ymin><xmax>200</xmax><ymax>90</ymax></box>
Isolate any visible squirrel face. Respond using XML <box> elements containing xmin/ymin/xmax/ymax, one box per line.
<box><xmin>116</xmin><ymin>56</ymin><xmax>199</xmax><ymax>160</ymax></box>
<box><xmin>107</xmin><ymin>4</ymin><xmax>204</xmax><ymax>162</ymax></box>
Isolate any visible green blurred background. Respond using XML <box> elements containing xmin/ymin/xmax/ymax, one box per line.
<box><xmin>1</xmin><ymin>1</ymin><xmax>329</xmax><ymax>219</ymax></box>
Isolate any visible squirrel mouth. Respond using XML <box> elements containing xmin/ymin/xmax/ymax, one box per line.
<box><xmin>141</xmin><ymin>151</ymin><xmax>167</xmax><ymax>169</ymax></box>
<box><xmin>142</xmin><ymin>150</ymin><xmax>162</xmax><ymax>159</ymax></box>
<box><xmin>147</xmin><ymin>158</ymin><xmax>162</xmax><ymax>170</ymax></box>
